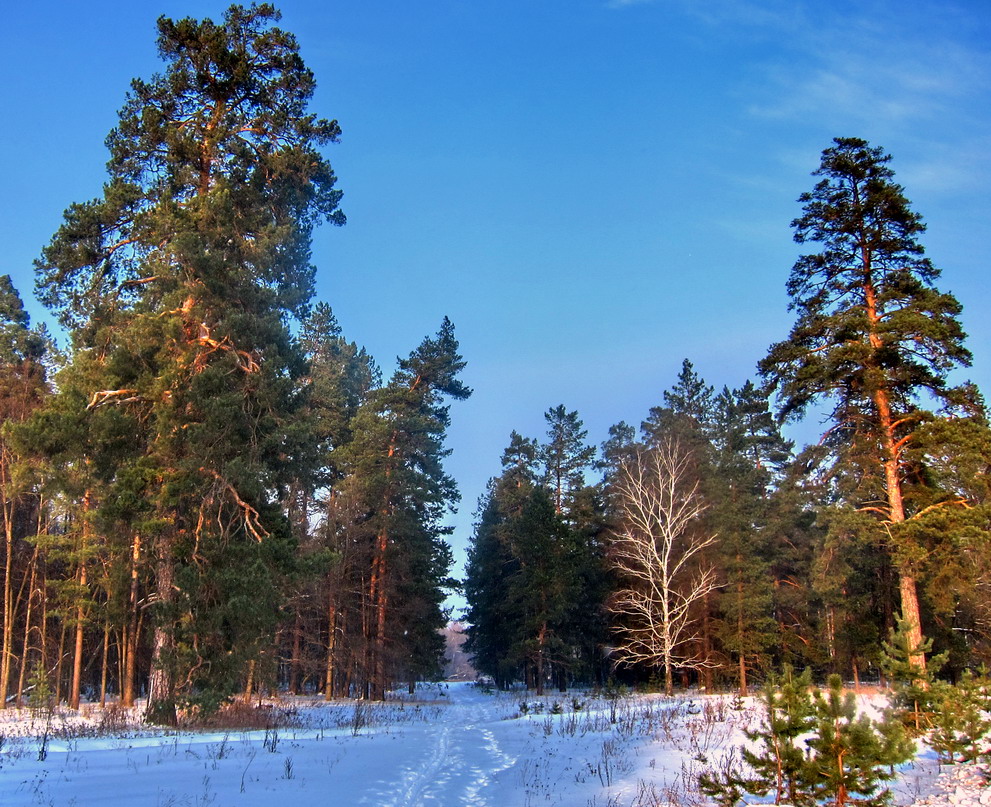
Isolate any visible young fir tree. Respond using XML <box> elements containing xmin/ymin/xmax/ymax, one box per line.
<box><xmin>701</xmin><ymin>669</ymin><xmax>913</xmax><ymax>807</ymax></box>
<box><xmin>33</xmin><ymin>4</ymin><xmax>345</xmax><ymax>723</ymax></box>
<box><xmin>700</xmin><ymin>665</ymin><xmax>817</xmax><ymax>806</ymax></box>
<box><xmin>805</xmin><ymin>675</ymin><xmax>914</xmax><ymax>807</ymax></box>
<box><xmin>927</xmin><ymin>671</ymin><xmax>991</xmax><ymax>764</ymax></box>
<box><xmin>760</xmin><ymin>137</ymin><xmax>979</xmax><ymax>674</ymax></box>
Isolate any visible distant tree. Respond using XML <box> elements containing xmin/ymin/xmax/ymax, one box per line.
<box><xmin>760</xmin><ymin>137</ymin><xmax>979</xmax><ymax>673</ymax></box>
<box><xmin>339</xmin><ymin>318</ymin><xmax>470</xmax><ymax>698</ymax></box>
<box><xmin>541</xmin><ymin>405</ymin><xmax>596</xmax><ymax>517</ymax></box>
<box><xmin>464</xmin><ymin>484</ymin><xmax>520</xmax><ymax>689</ymax></box>
<box><xmin>608</xmin><ymin>437</ymin><xmax>717</xmax><ymax>695</ymax></box>
<box><xmin>466</xmin><ymin>421</ymin><xmax>608</xmax><ymax>693</ymax></box>
<box><xmin>642</xmin><ymin>359</ymin><xmax>714</xmax><ymax>451</ymax></box>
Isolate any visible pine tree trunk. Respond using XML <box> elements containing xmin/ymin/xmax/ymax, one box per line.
<box><xmin>535</xmin><ymin>622</ymin><xmax>546</xmax><ymax>696</ymax></box>
<box><xmin>702</xmin><ymin>590</ymin><xmax>713</xmax><ymax>690</ymax></box>
<box><xmin>55</xmin><ymin>621</ymin><xmax>66</xmax><ymax>704</ymax></box>
<box><xmin>371</xmin><ymin>527</ymin><xmax>388</xmax><ymax>700</ymax></box>
<box><xmin>0</xmin><ymin>475</ymin><xmax>14</xmax><ymax>709</ymax></box>
<box><xmin>289</xmin><ymin>611</ymin><xmax>301</xmax><ymax>695</ymax></box>
<box><xmin>99</xmin><ymin>622</ymin><xmax>110</xmax><ymax>706</ymax></box>
<box><xmin>243</xmin><ymin>659</ymin><xmax>255</xmax><ymax>703</ymax></box>
<box><xmin>147</xmin><ymin>532</ymin><xmax>178</xmax><ymax>726</ymax></box>
<box><xmin>865</xmin><ymin>275</ymin><xmax>926</xmax><ymax>673</ymax></box>
<box><xmin>123</xmin><ymin>534</ymin><xmax>140</xmax><ymax>707</ymax></box>
<box><xmin>70</xmin><ymin>489</ymin><xmax>93</xmax><ymax>710</ymax></box>
<box><xmin>324</xmin><ymin>599</ymin><xmax>337</xmax><ymax>701</ymax></box>
<box><xmin>737</xmin><ymin>575</ymin><xmax>748</xmax><ymax>695</ymax></box>
<box><xmin>16</xmin><ymin>545</ymin><xmax>38</xmax><ymax>707</ymax></box>
<box><xmin>70</xmin><ymin>560</ymin><xmax>87</xmax><ymax>709</ymax></box>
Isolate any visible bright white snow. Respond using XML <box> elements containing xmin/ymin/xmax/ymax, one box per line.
<box><xmin>0</xmin><ymin>683</ymin><xmax>986</xmax><ymax>806</ymax></box>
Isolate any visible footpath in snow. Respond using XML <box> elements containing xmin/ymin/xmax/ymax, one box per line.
<box><xmin>0</xmin><ymin>682</ymin><xmax>986</xmax><ymax>806</ymax></box>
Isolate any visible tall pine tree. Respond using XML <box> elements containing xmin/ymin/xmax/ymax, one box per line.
<box><xmin>760</xmin><ymin>137</ymin><xmax>978</xmax><ymax>673</ymax></box>
<box><xmin>33</xmin><ymin>4</ymin><xmax>344</xmax><ymax>723</ymax></box>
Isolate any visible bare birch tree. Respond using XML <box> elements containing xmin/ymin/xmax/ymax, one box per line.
<box><xmin>608</xmin><ymin>438</ymin><xmax>717</xmax><ymax>695</ymax></box>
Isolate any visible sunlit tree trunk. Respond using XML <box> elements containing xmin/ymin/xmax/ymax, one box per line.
<box><xmin>122</xmin><ymin>534</ymin><xmax>140</xmax><ymax>707</ymax></box>
<box><xmin>70</xmin><ymin>490</ymin><xmax>93</xmax><ymax>710</ymax></box>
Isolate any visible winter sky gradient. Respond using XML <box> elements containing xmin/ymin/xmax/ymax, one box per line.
<box><xmin>2</xmin><ymin>0</ymin><xmax>989</xmax><ymax>611</ymax></box>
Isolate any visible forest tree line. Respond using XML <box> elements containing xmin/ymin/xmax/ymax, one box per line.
<box><xmin>464</xmin><ymin>137</ymin><xmax>991</xmax><ymax>696</ymax></box>
<box><xmin>0</xmin><ymin>4</ymin><xmax>469</xmax><ymax>725</ymax></box>
<box><xmin>1</xmin><ymin>3</ymin><xmax>989</xmax><ymax>725</ymax></box>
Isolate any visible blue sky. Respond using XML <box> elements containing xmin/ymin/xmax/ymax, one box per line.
<box><xmin>3</xmin><ymin>0</ymin><xmax>989</xmax><ymax>610</ymax></box>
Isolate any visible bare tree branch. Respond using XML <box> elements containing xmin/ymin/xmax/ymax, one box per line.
<box><xmin>607</xmin><ymin>436</ymin><xmax>718</xmax><ymax>694</ymax></box>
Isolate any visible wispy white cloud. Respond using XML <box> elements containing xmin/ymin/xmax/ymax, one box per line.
<box><xmin>708</xmin><ymin>1</ymin><xmax>991</xmax><ymax>200</ymax></box>
<box><xmin>747</xmin><ymin>36</ymin><xmax>986</xmax><ymax>131</ymax></box>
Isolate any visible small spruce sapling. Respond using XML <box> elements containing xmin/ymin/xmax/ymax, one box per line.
<box><xmin>805</xmin><ymin>675</ymin><xmax>914</xmax><ymax>807</ymax></box>
<box><xmin>700</xmin><ymin>665</ymin><xmax>817</xmax><ymax>806</ymax></box>
<box><xmin>880</xmin><ymin>617</ymin><xmax>947</xmax><ymax>733</ymax></box>
<box><xmin>928</xmin><ymin>671</ymin><xmax>991</xmax><ymax>764</ymax></box>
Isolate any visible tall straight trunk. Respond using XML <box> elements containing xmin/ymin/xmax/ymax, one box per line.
<box><xmin>370</xmin><ymin>526</ymin><xmax>389</xmax><ymax>700</ymax></box>
<box><xmin>117</xmin><ymin>628</ymin><xmax>126</xmax><ymax>703</ymax></box>
<box><xmin>70</xmin><ymin>560</ymin><xmax>87</xmax><ymax>709</ymax></box>
<box><xmin>324</xmin><ymin>599</ymin><xmax>337</xmax><ymax>701</ymax></box>
<box><xmin>70</xmin><ymin>490</ymin><xmax>92</xmax><ymax>710</ymax></box>
<box><xmin>535</xmin><ymin>622</ymin><xmax>546</xmax><ymax>696</ymax></box>
<box><xmin>0</xmin><ymin>465</ymin><xmax>15</xmax><ymax>709</ymax></box>
<box><xmin>289</xmin><ymin>611</ymin><xmax>301</xmax><ymax>695</ymax></box>
<box><xmin>737</xmin><ymin>574</ymin><xmax>747</xmax><ymax>696</ymax></box>
<box><xmin>243</xmin><ymin>659</ymin><xmax>255</xmax><ymax>702</ymax></box>
<box><xmin>40</xmin><ymin>563</ymin><xmax>48</xmax><ymax>678</ymax></box>
<box><xmin>864</xmin><ymin>270</ymin><xmax>925</xmax><ymax>673</ymax></box>
<box><xmin>123</xmin><ymin>534</ymin><xmax>140</xmax><ymax>707</ymax></box>
<box><xmin>55</xmin><ymin>621</ymin><xmax>66</xmax><ymax>704</ymax></box>
<box><xmin>99</xmin><ymin>622</ymin><xmax>110</xmax><ymax>706</ymax></box>
<box><xmin>16</xmin><ymin>545</ymin><xmax>39</xmax><ymax>706</ymax></box>
<box><xmin>825</xmin><ymin>605</ymin><xmax>837</xmax><ymax>670</ymax></box>
<box><xmin>701</xmin><ymin>590</ymin><xmax>714</xmax><ymax>690</ymax></box>
<box><xmin>147</xmin><ymin>532</ymin><xmax>178</xmax><ymax>726</ymax></box>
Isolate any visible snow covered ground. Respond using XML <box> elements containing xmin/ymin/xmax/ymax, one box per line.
<box><xmin>0</xmin><ymin>683</ymin><xmax>986</xmax><ymax>806</ymax></box>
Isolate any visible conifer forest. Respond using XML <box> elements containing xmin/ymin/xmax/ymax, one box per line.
<box><xmin>1</xmin><ymin>4</ymin><xmax>990</xmax><ymax>737</ymax></box>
